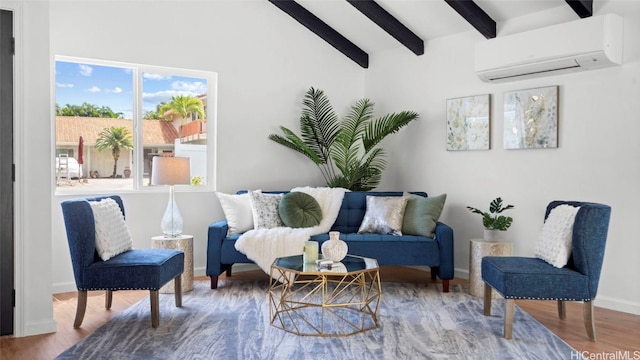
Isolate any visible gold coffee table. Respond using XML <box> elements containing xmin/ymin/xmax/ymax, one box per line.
<box><xmin>269</xmin><ymin>254</ymin><xmax>381</xmax><ymax>337</ymax></box>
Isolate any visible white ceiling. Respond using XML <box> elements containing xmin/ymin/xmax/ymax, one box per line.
<box><xmin>296</xmin><ymin>0</ymin><xmax>570</xmax><ymax>54</ymax></box>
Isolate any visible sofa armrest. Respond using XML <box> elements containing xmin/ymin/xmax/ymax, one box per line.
<box><xmin>434</xmin><ymin>221</ymin><xmax>454</xmax><ymax>280</ymax></box>
<box><xmin>206</xmin><ymin>220</ymin><xmax>229</xmax><ymax>277</ymax></box>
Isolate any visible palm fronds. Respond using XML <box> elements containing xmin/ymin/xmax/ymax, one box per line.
<box><xmin>269</xmin><ymin>87</ymin><xmax>418</xmax><ymax>190</ymax></box>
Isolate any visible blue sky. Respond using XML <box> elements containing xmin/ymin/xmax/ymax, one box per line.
<box><xmin>55</xmin><ymin>61</ymin><xmax>207</xmax><ymax>119</ymax></box>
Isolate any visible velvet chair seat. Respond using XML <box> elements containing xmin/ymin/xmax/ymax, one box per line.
<box><xmin>79</xmin><ymin>249</ymin><xmax>184</xmax><ymax>291</ymax></box>
<box><xmin>482</xmin><ymin>257</ymin><xmax>590</xmax><ymax>301</ymax></box>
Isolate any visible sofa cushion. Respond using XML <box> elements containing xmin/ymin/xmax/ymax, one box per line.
<box><xmin>402</xmin><ymin>193</ymin><xmax>447</xmax><ymax>237</ymax></box>
<box><xmin>216</xmin><ymin>192</ymin><xmax>254</xmax><ymax>235</ymax></box>
<box><xmin>357</xmin><ymin>196</ymin><xmax>409</xmax><ymax>236</ymax></box>
<box><xmin>248</xmin><ymin>190</ymin><xmax>284</xmax><ymax>229</ymax></box>
<box><xmin>279</xmin><ymin>191</ymin><xmax>322</xmax><ymax>228</ymax></box>
<box><xmin>89</xmin><ymin>197</ymin><xmax>133</xmax><ymax>261</ymax></box>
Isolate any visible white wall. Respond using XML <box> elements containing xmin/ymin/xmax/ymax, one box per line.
<box><xmin>366</xmin><ymin>2</ymin><xmax>640</xmax><ymax>314</ymax></box>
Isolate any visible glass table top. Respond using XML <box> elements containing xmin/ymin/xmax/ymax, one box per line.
<box><xmin>272</xmin><ymin>254</ymin><xmax>379</xmax><ymax>274</ymax></box>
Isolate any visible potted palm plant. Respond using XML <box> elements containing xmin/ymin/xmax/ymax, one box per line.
<box><xmin>467</xmin><ymin>197</ymin><xmax>515</xmax><ymax>240</ymax></box>
<box><xmin>269</xmin><ymin>87</ymin><xmax>418</xmax><ymax>191</ymax></box>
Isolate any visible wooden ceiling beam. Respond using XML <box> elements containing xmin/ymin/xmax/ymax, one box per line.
<box><xmin>444</xmin><ymin>0</ymin><xmax>496</xmax><ymax>39</ymax></box>
<box><xmin>565</xmin><ymin>0</ymin><xmax>593</xmax><ymax>18</ymax></box>
<box><xmin>347</xmin><ymin>0</ymin><xmax>424</xmax><ymax>56</ymax></box>
<box><xmin>268</xmin><ymin>0</ymin><xmax>369</xmax><ymax>68</ymax></box>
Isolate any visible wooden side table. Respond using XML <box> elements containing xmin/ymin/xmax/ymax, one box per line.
<box><xmin>152</xmin><ymin>234</ymin><xmax>194</xmax><ymax>293</ymax></box>
<box><xmin>469</xmin><ymin>239</ymin><xmax>513</xmax><ymax>298</ymax></box>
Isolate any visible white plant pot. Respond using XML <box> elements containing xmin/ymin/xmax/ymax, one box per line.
<box><xmin>483</xmin><ymin>229</ymin><xmax>500</xmax><ymax>241</ymax></box>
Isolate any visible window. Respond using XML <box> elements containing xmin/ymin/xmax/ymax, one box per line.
<box><xmin>54</xmin><ymin>57</ymin><xmax>216</xmax><ymax>192</ymax></box>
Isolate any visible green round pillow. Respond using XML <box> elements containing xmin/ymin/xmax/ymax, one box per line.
<box><xmin>278</xmin><ymin>192</ymin><xmax>323</xmax><ymax>228</ymax></box>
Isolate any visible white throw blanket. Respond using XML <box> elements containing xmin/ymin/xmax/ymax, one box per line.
<box><xmin>235</xmin><ymin>187</ymin><xmax>348</xmax><ymax>275</ymax></box>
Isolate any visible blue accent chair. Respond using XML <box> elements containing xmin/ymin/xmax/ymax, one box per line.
<box><xmin>482</xmin><ymin>201</ymin><xmax>611</xmax><ymax>341</ymax></box>
<box><xmin>61</xmin><ymin>195</ymin><xmax>185</xmax><ymax>328</ymax></box>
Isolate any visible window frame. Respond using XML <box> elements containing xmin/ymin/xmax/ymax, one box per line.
<box><xmin>53</xmin><ymin>55</ymin><xmax>217</xmax><ymax>194</ymax></box>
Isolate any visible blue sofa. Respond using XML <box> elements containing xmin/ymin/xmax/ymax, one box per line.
<box><xmin>206</xmin><ymin>191</ymin><xmax>455</xmax><ymax>292</ymax></box>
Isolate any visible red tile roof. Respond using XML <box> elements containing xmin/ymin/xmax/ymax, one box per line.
<box><xmin>56</xmin><ymin>116</ymin><xmax>178</xmax><ymax>145</ymax></box>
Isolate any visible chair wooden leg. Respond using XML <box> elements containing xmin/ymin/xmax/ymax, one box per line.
<box><xmin>557</xmin><ymin>300</ymin><xmax>566</xmax><ymax>320</ymax></box>
<box><xmin>210</xmin><ymin>275</ymin><xmax>218</xmax><ymax>289</ymax></box>
<box><xmin>174</xmin><ymin>275</ymin><xmax>182</xmax><ymax>308</ymax></box>
<box><xmin>584</xmin><ymin>301</ymin><xmax>596</xmax><ymax>341</ymax></box>
<box><xmin>483</xmin><ymin>283</ymin><xmax>492</xmax><ymax>316</ymax></box>
<box><xmin>105</xmin><ymin>290</ymin><xmax>113</xmax><ymax>310</ymax></box>
<box><xmin>442</xmin><ymin>279</ymin><xmax>450</xmax><ymax>293</ymax></box>
<box><xmin>150</xmin><ymin>290</ymin><xmax>159</xmax><ymax>328</ymax></box>
<box><xmin>226</xmin><ymin>266</ymin><xmax>232</xmax><ymax>277</ymax></box>
<box><xmin>504</xmin><ymin>299</ymin><xmax>515</xmax><ymax>339</ymax></box>
<box><xmin>74</xmin><ymin>290</ymin><xmax>88</xmax><ymax>328</ymax></box>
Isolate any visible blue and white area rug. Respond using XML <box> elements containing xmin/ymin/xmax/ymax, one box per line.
<box><xmin>56</xmin><ymin>281</ymin><xmax>581</xmax><ymax>359</ymax></box>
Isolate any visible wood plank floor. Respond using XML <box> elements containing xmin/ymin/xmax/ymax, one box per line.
<box><xmin>1</xmin><ymin>267</ymin><xmax>639</xmax><ymax>359</ymax></box>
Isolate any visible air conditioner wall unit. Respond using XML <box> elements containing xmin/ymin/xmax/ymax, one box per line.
<box><xmin>475</xmin><ymin>14</ymin><xmax>623</xmax><ymax>83</ymax></box>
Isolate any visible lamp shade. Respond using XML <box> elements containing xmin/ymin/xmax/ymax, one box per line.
<box><xmin>151</xmin><ymin>157</ymin><xmax>191</xmax><ymax>186</ymax></box>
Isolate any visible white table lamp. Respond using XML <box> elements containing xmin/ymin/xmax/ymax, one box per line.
<box><xmin>151</xmin><ymin>156</ymin><xmax>191</xmax><ymax>237</ymax></box>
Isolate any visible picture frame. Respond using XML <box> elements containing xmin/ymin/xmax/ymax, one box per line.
<box><xmin>446</xmin><ymin>94</ymin><xmax>490</xmax><ymax>151</ymax></box>
<box><xmin>503</xmin><ymin>86</ymin><xmax>558</xmax><ymax>149</ymax></box>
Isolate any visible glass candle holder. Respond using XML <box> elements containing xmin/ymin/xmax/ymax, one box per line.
<box><xmin>303</xmin><ymin>240</ymin><xmax>318</xmax><ymax>263</ymax></box>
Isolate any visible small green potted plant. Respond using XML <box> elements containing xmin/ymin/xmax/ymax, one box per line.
<box><xmin>467</xmin><ymin>197</ymin><xmax>515</xmax><ymax>240</ymax></box>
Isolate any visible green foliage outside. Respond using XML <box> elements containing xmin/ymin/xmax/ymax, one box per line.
<box><xmin>95</xmin><ymin>127</ymin><xmax>133</xmax><ymax>177</ymax></box>
<box><xmin>269</xmin><ymin>87</ymin><xmax>419</xmax><ymax>191</ymax></box>
<box><xmin>467</xmin><ymin>197</ymin><xmax>515</xmax><ymax>231</ymax></box>
<box><xmin>158</xmin><ymin>95</ymin><xmax>205</xmax><ymax>124</ymax></box>
<box><xmin>56</xmin><ymin>102</ymin><xmax>123</xmax><ymax>118</ymax></box>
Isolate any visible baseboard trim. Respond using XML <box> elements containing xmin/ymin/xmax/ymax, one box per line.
<box><xmin>455</xmin><ymin>268</ymin><xmax>469</xmax><ymax>280</ymax></box>
<box><xmin>595</xmin><ymin>295</ymin><xmax>640</xmax><ymax>315</ymax></box>
<box><xmin>52</xmin><ymin>282</ymin><xmax>76</xmax><ymax>294</ymax></box>
<box><xmin>24</xmin><ymin>319</ymin><xmax>57</xmax><ymax>337</ymax></box>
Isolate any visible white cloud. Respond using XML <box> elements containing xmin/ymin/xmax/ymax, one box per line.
<box><xmin>79</xmin><ymin>64</ymin><xmax>93</xmax><ymax>76</ymax></box>
<box><xmin>143</xmin><ymin>90</ymin><xmax>193</xmax><ymax>104</ymax></box>
<box><xmin>143</xmin><ymin>73</ymin><xmax>172</xmax><ymax>80</ymax></box>
<box><xmin>56</xmin><ymin>83</ymin><xmax>74</xmax><ymax>88</ymax></box>
<box><xmin>88</xmin><ymin>86</ymin><xmax>101</xmax><ymax>93</ymax></box>
<box><xmin>111</xmin><ymin>87</ymin><xmax>123</xmax><ymax>94</ymax></box>
<box><xmin>172</xmin><ymin>81</ymin><xmax>207</xmax><ymax>93</ymax></box>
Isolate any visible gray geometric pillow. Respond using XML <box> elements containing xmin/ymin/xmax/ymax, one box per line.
<box><xmin>248</xmin><ymin>190</ymin><xmax>284</xmax><ymax>229</ymax></box>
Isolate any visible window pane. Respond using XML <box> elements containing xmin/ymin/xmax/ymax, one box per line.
<box><xmin>55</xmin><ymin>57</ymin><xmax>213</xmax><ymax>193</ymax></box>
<box><xmin>55</xmin><ymin>60</ymin><xmax>134</xmax><ymax>191</ymax></box>
<box><xmin>142</xmin><ymin>72</ymin><xmax>208</xmax><ymax>186</ymax></box>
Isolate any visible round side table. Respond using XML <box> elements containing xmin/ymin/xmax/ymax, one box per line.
<box><xmin>152</xmin><ymin>234</ymin><xmax>194</xmax><ymax>293</ymax></box>
<box><xmin>468</xmin><ymin>238</ymin><xmax>513</xmax><ymax>298</ymax></box>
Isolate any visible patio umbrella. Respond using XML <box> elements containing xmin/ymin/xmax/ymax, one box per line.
<box><xmin>77</xmin><ymin>136</ymin><xmax>84</xmax><ymax>179</ymax></box>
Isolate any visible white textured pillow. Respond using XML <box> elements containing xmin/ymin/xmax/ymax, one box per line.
<box><xmin>89</xmin><ymin>198</ymin><xmax>133</xmax><ymax>261</ymax></box>
<box><xmin>534</xmin><ymin>204</ymin><xmax>580</xmax><ymax>268</ymax></box>
<box><xmin>248</xmin><ymin>190</ymin><xmax>284</xmax><ymax>229</ymax></box>
<box><xmin>216</xmin><ymin>192</ymin><xmax>254</xmax><ymax>235</ymax></box>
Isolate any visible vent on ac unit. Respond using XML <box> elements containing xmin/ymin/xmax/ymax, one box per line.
<box><xmin>475</xmin><ymin>14</ymin><xmax>623</xmax><ymax>83</ymax></box>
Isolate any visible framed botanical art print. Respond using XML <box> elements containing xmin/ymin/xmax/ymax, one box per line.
<box><xmin>503</xmin><ymin>86</ymin><xmax>558</xmax><ymax>149</ymax></box>
<box><xmin>446</xmin><ymin>94</ymin><xmax>490</xmax><ymax>151</ymax></box>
